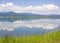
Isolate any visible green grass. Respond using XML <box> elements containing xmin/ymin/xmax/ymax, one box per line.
<box><xmin>0</xmin><ymin>30</ymin><xmax>60</xmax><ymax>43</ymax></box>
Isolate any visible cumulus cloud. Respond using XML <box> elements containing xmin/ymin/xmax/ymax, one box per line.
<box><xmin>0</xmin><ymin>19</ymin><xmax>60</xmax><ymax>31</ymax></box>
<box><xmin>0</xmin><ymin>3</ymin><xmax>60</xmax><ymax>14</ymax></box>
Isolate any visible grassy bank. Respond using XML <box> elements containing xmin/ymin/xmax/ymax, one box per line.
<box><xmin>0</xmin><ymin>30</ymin><xmax>60</xmax><ymax>43</ymax></box>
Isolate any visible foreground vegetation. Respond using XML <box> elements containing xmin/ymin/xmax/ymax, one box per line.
<box><xmin>0</xmin><ymin>30</ymin><xmax>60</xmax><ymax>43</ymax></box>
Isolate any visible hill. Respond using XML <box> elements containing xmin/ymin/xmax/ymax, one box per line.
<box><xmin>0</xmin><ymin>30</ymin><xmax>60</xmax><ymax>43</ymax></box>
<box><xmin>0</xmin><ymin>12</ymin><xmax>60</xmax><ymax>22</ymax></box>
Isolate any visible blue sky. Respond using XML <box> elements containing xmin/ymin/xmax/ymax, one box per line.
<box><xmin>0</xmin><ymin>0</ymin><xmax>60</xmax><ymax>6</ymax></box>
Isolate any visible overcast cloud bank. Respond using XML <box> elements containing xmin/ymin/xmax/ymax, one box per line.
<box><xmin>0</xmin><ymin>3</ymin><xmax>60</xmax><ymax>14</ymax></box>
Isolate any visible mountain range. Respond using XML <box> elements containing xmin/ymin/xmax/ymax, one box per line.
<box><xmin>0</xmin><ymin>12</ymin><xmax>60</xmax><ymax>16</ymax></box>
<box><xmin>0</xmin><ymin>12</ymin><xmax>60</xmax><ymax>21</ymax></box>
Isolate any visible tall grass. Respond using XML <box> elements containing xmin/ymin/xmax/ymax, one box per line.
<box><xmin>0</xmin><ymin>30</ymin><xmax>60</xmax><ymax>43</ymax></box>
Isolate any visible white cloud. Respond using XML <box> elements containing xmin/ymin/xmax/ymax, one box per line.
<box><xmin>0</xmin><ymin>3</ymin><xmax>60</xmax><ymax>14</ymax></box>
<box><xmin>0</xmin><ymin>19</ymin><xmax>60</xmax><ymax>31</ymax></box>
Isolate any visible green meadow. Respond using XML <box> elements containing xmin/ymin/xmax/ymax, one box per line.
<box><xmin>0</xmin><ymin>30</ymin><xmax>60</xmax><ymax>43</ymax></box>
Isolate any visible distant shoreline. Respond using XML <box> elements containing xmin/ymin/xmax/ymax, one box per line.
<box><xmin>0</xmin><ymin>15</ymin><xmax>60</xmax><ymax>19</ymax></box>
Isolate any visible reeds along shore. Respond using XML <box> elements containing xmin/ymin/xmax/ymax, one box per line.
<box><xmin>0</xmin><ymin>30</ymin><xmax>60</xmax><ymax>43</ymax></box>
